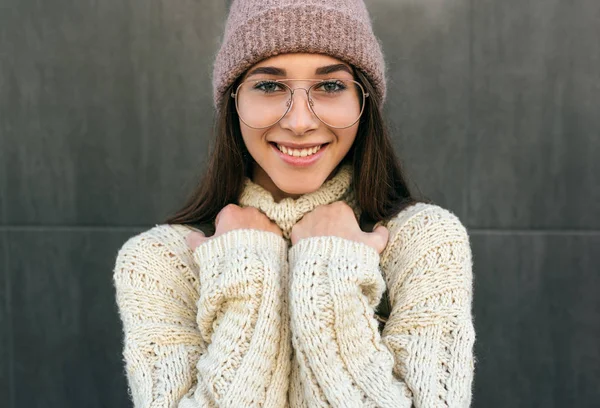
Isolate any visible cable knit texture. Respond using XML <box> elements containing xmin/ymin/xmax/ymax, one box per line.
<box><xmin>113</xmin><ymin>163</ymin><xmax>476</xmax><ymax>407</ymax></box>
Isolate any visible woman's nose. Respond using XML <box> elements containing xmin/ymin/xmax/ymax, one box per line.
<box><xmin>278</xmin><ymin>88</ymin><xmax>320</xmax><ymax>135</ymax></box>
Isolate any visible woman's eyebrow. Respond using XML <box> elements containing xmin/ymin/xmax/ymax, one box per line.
<box><xmin>245</xmin><ymin>64</ymin><xmax>353</xmax><ymax>78</ymax></box>
<box><xmin>315</xmin><ymin>64</ymin><xmax>353</xmax><ymax>76</ymax></box>
<box><xmin>246</xmin><ymin>66</ymin><xmax>286</xmax><ymax>78</ymax></box>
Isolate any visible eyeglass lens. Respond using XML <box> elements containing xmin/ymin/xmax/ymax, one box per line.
<box><xmin>235</xmin><ymin>79</ymin><xmax>365</xmax><ymax>129</ymax></box>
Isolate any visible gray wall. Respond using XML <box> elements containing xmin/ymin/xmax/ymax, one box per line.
<box><xmin>1</xmin><ymin>0</ymin><xmax>598</xmax><ymax>407</ymax></box>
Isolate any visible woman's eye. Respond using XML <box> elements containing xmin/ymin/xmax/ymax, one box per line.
<box><xmin>254</xmin><ymin>81</ymin><xmax>283</xmax><ymax>93</ymax></box>
<box><xmin>316</xmin><ymin>80</ymin><xmax>347</xmax><ymax>93</ymax></box>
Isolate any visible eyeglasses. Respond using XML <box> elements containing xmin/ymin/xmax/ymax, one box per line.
<box><xmin>231</xmin><ymin>78</ymin><xmax>369</xmax><ymax>129</ymax></box>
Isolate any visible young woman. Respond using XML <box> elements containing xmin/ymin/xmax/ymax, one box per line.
<box><xmin>113</xmin><ymin>0</ymin><xmax>476</xmax><ymax>407</ymax></box>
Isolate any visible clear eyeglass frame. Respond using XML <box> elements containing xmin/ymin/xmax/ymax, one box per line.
<box><xmin>231</xmin><ymin>78</ymin><xmax>370</xmax><ymax>129</ymax></box>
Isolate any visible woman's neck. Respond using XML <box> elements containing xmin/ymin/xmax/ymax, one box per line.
<box><xmin>239</xmin><ymin>162</ymin><xmax>356</xmax><ymax>239</ymax></box>
<box><xmin>251</xmin><ymin>164</ymin><xmax>301</xmax><ymax>202</ymax></box>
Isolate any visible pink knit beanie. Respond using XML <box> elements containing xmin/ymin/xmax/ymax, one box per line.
<box><xmin>212</xmin><ymin>0</ymin><xmax>387</xmax><ymax>110</ymax></box>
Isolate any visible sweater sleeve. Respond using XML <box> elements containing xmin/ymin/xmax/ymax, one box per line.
<box><xmin>113</xmin><ymin>227</ymin><xmax>290</xmax><ymax>408</ymax></box>
<box><xmin>287</xmin><ymin>205</ymin><xmax>476</xmax><ymax>407</ymax></box>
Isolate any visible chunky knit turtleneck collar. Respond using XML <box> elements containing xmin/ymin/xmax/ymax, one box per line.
<box><xmin>238</xmin><ymin>163</ymin><xmax>357</xmax><ymax>239</ymax></box>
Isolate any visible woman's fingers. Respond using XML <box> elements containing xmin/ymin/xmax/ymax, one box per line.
<box><xmin>368</xmin><ymin>225</ymin><xmax>390</xmax><ymax>254</ymax></box>
<box><xmin>214</xmin><ymin>204</ymin><xmax>283</xmax><ymax>237</ymax></box>
<box><xmin>186</xmin><ymin>230</ymin><xmax>208</xmax><ymax>250</ymax></box>
<box><xmin>290</xmin><ymin>202</ymin><xmax>389</xmax><ymax>253</ymax></box>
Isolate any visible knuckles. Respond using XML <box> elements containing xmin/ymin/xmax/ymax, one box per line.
<box><xmin>294</xmin><ymin>201</ymin><xmax>357</xmax><ymax>235</ymax></box>
<box><xmin>217</xmin><ymin>203</ymin><xmax>238</xmax><ymax>221</ymax></box>
<box><xmin>218</xmin><ymin>204</ymin><xmax>264</xmax><ymax>222</ymax></box>
<box><xmin>217</xmin><ymin>204</ymin><xmax>281</xmax><ymax>236</ymax></box>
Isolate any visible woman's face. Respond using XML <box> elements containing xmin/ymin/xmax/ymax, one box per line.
<box><xmin>237</xmin><ymin>53</ymin><xmax>360</xmax><ymax>201</ymax></box>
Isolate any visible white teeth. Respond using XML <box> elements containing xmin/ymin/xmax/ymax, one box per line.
<box><xmin>276</xmin><ymin>144</ymin><xmax>322</xmax><ymax>157</ymax></box>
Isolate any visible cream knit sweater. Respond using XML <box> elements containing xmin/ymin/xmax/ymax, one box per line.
<box><xmin>113</xmin><ymin>164</ymin><xmax>476</xmax><ymax>407</ymax></box>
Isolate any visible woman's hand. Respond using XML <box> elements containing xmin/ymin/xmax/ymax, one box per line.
<box><xmin>290</xmin><ymin>201</ymin><xmax>389</xmax><ymax>254</ymax></box>
<box><xmin>186</xmin><ymin>204</ymin><xmax>283</xmax><ymax>250</ymax></box>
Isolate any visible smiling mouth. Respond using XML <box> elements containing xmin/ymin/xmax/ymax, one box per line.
<box><xmin>271</xmin><ymin>142</ymin><xmax>329</xmax><ymax>157</ymax></box>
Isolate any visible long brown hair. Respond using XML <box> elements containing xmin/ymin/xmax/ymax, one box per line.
<box><xmin>163</xmin><ymin>67</ymin><xmax>432</xmax><ymax>232</ymax></box>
